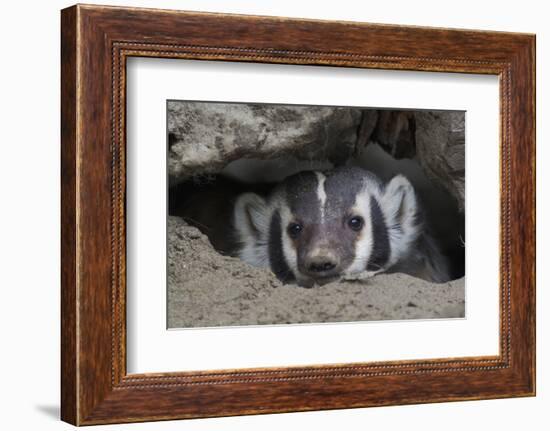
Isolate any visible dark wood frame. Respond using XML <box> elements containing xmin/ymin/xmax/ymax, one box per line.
<box><xmin>61</xmin><ymin>4</ymin><xmax>536</xmax><ymax>426</ymax></box>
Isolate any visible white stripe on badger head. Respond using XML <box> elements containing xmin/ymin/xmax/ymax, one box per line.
<box><xmin>344</xmin><ymin>186</ymin><xmax>374</xmax><ymax>275</ymax></box>
<box><xmin>315</xmin><ymin>171</ymin><xmax>327</xmax><ymax>222</ymax></box>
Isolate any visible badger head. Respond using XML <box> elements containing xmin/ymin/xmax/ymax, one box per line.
<box><xmin>233</xmin><ymin>166</ymin><xmax>421</xmax><ymax>287</ymax></box>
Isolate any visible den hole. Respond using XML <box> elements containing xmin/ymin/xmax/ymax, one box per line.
<box><xmin>169</xmin><ymin>142</ymin><xmax>465</xmax><ymax>283</ymax></box>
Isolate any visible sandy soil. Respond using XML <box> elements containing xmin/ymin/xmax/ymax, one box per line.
<box><xmin>167</xmin><ymin>216</ymin><xmax>465</xmax><ymax>328</ymax></box>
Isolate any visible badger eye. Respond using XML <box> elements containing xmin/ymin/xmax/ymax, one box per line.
<box><xmin>348</xmin><ymin>216</ymin><xmax>364</xmax><ymax>231</ymax></box>
<box><xmin>287</xmin><ymin>222</ymin><xmax>303</xmax><ymax>238</ymax></box>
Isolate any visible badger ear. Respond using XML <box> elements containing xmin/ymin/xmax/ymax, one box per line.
<box><xmin>233</xmin><ymin>193</ymin><xmax>270</xmax><ymax>243</ymax></box>
<box><xmin>380</xmin><ymin>175</ymin><xmax>419</xmax><ymax>238</ymax></box>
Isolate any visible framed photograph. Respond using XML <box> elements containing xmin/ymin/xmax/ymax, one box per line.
<box><xmin>61</xmin><ymin>4</ymin><xmax>535</xmax><ymax>425</ymax></box>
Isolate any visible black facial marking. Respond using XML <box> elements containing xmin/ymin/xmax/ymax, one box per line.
<box><xmin>268</xmin><ymin>210</ymin><xmax>295</xmax><ymax>284</ymax></box>
<box><xmin>367</xmin><ymin>196</ymin><xmax>390</xmax><ymax>271</ymax></box>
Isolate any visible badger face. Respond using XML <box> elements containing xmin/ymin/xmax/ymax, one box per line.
<box><xmin>234</xmin><ymin>166</ymin><xmax>422</xmax><ymax>287</ymax></box>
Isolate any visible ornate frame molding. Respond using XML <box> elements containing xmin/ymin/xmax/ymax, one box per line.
<box><xmin>61</xmin><ymin>5</ymin><xmax>535</xmax><ymax>425</ymax></box>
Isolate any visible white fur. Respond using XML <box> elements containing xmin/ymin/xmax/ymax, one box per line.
<box><xmin>343</xmin><ymin>185</ymin><xmax>374</xmax><ymax>276</ymax></box>
<box><xmin>315</xmin><ymin>171</ymin><xmax>327</xmax><ymax>222</ymax></box>
<box><xmin>379</xmin><ymin>175</ymin><xmax>421</xmax><ymax>268</ymax></box>
<box><xmin>233</xmin><ymin>193</ymin><xmax>271</xmax><ymax>268</ymax></box>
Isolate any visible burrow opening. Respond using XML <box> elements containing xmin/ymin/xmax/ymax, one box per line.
<box><xmin>168</xmin><ymin>102</ymin><xmax>465</xmax><ymax>284</ymax></box>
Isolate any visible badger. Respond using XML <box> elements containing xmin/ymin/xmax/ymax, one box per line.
<box><xmin>232</xmin><ymin>166</ymin><xmax>451</xmax><ymax>287</ymax></box>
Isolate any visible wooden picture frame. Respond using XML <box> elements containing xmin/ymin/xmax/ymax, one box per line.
<box><xmin>61</xmin><ymin>4</ymin><xmax>536</xmax><ymax>425</ymax></box>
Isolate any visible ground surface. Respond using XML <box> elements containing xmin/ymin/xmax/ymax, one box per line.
<box><xmin>167</xmin><ymin>217</ymin><xmax>465</xmax><ymax>328</ymax></box>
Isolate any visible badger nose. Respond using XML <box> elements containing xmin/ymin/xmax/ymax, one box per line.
<box><xmin>305</xmin><ymin>252</ymin><xmax>339</xmax><ymax>274</ymax></box>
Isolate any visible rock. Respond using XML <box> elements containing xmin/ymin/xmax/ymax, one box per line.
<box><xmin>355</xmin><ymin>110</ymin><xmax>465</xmax><ymax>212</ymax></box>
<box><xmin>371</xmin><ymin>110</ymin><xmax>416</xmax><ymax>159</ymax></box>
<box><xmin>168</xmin><ymin>101</ymin><xmax>465</xmax><ymax>212</ymax></box>
<box><xmin>168</xmin><ymin>101</ymin><xmax>362</xmax><ymax>185</ymax></box>
<box><xmin>355</xmin><ymin>109</ymin><xmax>379</xmax><ymax>148</ymax></box>
<box><xmin>414</xmin><ymin>111</ymin><xmax>465</xmax><ymax>212</ymax></box>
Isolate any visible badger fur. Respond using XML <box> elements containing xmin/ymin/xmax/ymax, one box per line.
<box><xmin>232</xmin><ymin>166</ymin><xmax>451</xmax><ymax>287</ymax></box>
